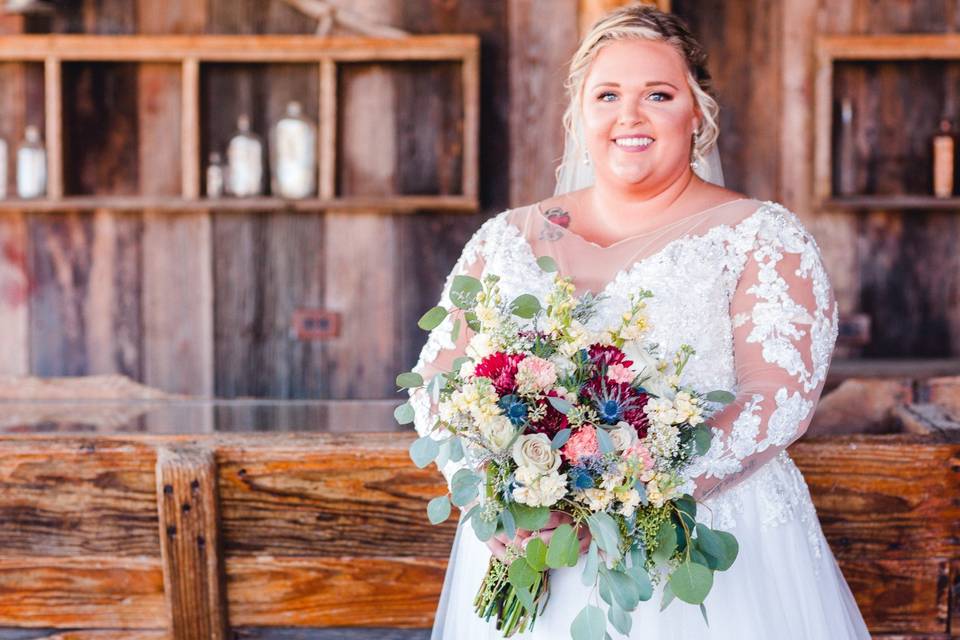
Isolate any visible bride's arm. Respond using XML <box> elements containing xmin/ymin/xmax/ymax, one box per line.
<box><xmin>407</xmin><ymin>219</ymin><xmax>493</xmax><ymax>490</ymax></box>
<box><xmin>689</xmin><ymin>211</ymin><xmax>839</xmax><ymax>501</ymax></box>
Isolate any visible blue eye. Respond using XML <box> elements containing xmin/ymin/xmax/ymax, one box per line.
<box><xmin>598</xmin><ymin>91</ymin><xmax>617</xmax><ymax>102</ymax></box>
<box><xmin>649</xmin><ymin>92</ymin><xmax>672</xmax><ymax>102</ymax></box>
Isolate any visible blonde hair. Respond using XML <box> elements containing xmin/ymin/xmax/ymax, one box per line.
<box><xmin>561</xmin><ymin>3</ymin><xmax>719</xmax><ymax>175</ymax></box>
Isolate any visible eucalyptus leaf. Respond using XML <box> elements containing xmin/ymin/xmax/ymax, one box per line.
<box><xmin>659</xmin><ymin>581</ymin><xmax>676</xmax><ymax>611</ymax></box>
<box><xmin>595</xmin><ymin>427</ymin><xmax>615</xmax><ymax>454</ymax></box>
<box><xmin>547</xmin><ymin>395</ymin><xmax>573</xmax><ymax>415</ymax></box>
<box><xmin>393</xmin><ymin>402</ymin><xmax>415</xmax><ymax>425</ymax></box>
<box><xmin>581</xmin><ymin>540</ymin><xmax>599</xmax><ymax>586</ymax></box>
<box><xmin>435</xmin><ymin>438</ymin><xmax>450</xmax><ymax>468</ymax></box>
<box><xmin>545</xmin><ymin>523</ymin><xmax>579</xmax><ymax>569</ymax></box>
<box><xmin>409</xmin><ymin>436</ymin><xmax>439</xmax><ymax>468</ymax></box>
<box><xmin>607</xmin><ymin>600</ymin><xmax>633</xmax><ymax>636</ymax></box>
<box><xmin>396</xmin><ymin>372</ymin><xmax>424</xmax><ymax>389</ymax></box>
<box><xmin>427</xmin><ymin>495</ymin><xmax>451</xmax><ymax>524</ymax></box>
<box><xmin>626</xmin><ymin>564</ymin><xmax>653</xmax><ymax>602</ymax></box>
<box><xmin>450</xmin><ymin>275</ymin><xmax>483</xmax><ymax>309</ymax></box>
<box><xmin>448</xmin><ymin>436</ymin><xmax>464</xmax><ymax>463</ymax></box>
<box><xmin>536</xmin><ymin>255</ymin><xmax>558</xmax><ymax>273</ymax></box>
<box><xmin>514</xmin><ymin>585</ymin><xmax>536</xmax><ymax>614</ymax></box>
<box><xmin>508</xmin><ymin>557</ymin><xmax>537</xmax><ymax>591</ymax></box>
<box><xmin>471</xmin><ymin>508</ymin><xmax>498</xmax><ymax>542</ymax></box>
<box><xmin>652</xmin><ymin>519</ymin><xmax>677</xmax><ymax>564</ymax></box>
<box><xmin>634</xmin><ymin>480</ymin><xmax>649</xmax><ymax>506</ymax></box>
<box><xmin>452</xmin><ymin>356</ymin><xmax>472</xmax><ymax>374</ymax></box>
<box><xmin>692</xmin><ymin>424</ymin><xmax>712</xmax><ymax>455</ymax></box>
<box><xmin>450</xmin><ymin>317</ymin><xmax>462</xmax><ymax>343</ymax></box>
<box><xmin>526</xmin><ymin>537</ymin><xmax>548</xmax><ymax>572</ymax></box>
<box><xmin>465</xmin><ymin>310</ymin><xmax>481</xmax><ymax>332</ymax></box>
<box><xmin>509</xmin><ymin>503</ymin><xmax>550</xmax><ymax>531</ymax></box>
<box><xmin>417</xmin><ymin>305</ymin><xmax>448</xmax><ymax>330</ymax></box>
<box><xmin>510</xmin><ymin>293</ymin><xmax>541</xmax><ymax>319</ymax></box>
<box><xmin>586</xmin><ymin>512</ymin><xmax>621</xmax><ymax>565</ymax></box>
<box><xmin>500</xmin><ymin>504</ymin><xmax>517</xmax><ymax>540</ymax></box>
<box><xmin>570</xmin><ymin>605</ymin><xmax>606</xmax><ymax>640</ymax></box>
<box><xmin>713</xmin><ymin>530</ymin><xmax>740</xmax><ymax>571</ymax></box>
<box><xmin>700</xmin><ymin>602</ymin><xmax>710</xmax><ymax>627</ymax></box>
<box><xmin>668</xmin><ymin>561</ymin><xmax>713</xmax><ymax>605</ymax></box>
<box><xmin>705</xmin><ymin>389</ymin><xmax>736</xmax><ymax>404</ymax></box>
<box><xmin>451</xmin><ymin>481</ymin><xmax>479</xmax><ymax>507</ymax></box>
<box><xmin>608</xmin><ymin>569</ymin><xmax>641</xmax><ymax>610</ymax></box>
<box><xmin>551</xmin><ymin>427</ymin><xmax>572</xmax><ymax>449</ymax></box>
<box><xmin>694</xmin><ymin>523</ymin><xmax>725</xmax><ymax>562</ymax></box>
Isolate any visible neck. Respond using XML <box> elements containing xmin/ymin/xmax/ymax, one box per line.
<box><xmin>587</xmin><ymin>168</ymin><xmax>702</xmax><ymax>234</ymax></box>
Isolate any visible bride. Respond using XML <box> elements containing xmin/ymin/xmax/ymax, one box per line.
<box><xmin>409</xmin><ymin>5</ymin><xmax>871</xmax><ymax>638</ymax></box>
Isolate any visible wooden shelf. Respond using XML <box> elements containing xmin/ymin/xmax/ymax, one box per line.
<box><xmin>0</xmin><ymin>195</ymin><xmax>477</xmax><ymax>213</ymax></box>
<box><xmin>825</xmin><ymin>195</ymin><xmax>960</xmax><ymax>210</ymax></box>
<box><xmin>0</xmin><ymin>34</ymin><xmax>480</xmax><ymax>212</ymax></box>
<box><xmin>814</xmin><ymin>34</ymin><xmax>960</xmax><ymax>210</ymax></box>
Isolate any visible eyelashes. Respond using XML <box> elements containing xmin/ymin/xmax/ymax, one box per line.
<box><xmin>597</xmin><ymin>91</ymin><xmax>673</xmax><ymax>102</ymax></box>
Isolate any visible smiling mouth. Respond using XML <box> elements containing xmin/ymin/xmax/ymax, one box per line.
<box><xmin>613</xmin><ymin>136</ymin><xmax>654</xmax><ymax>151</ymax></box>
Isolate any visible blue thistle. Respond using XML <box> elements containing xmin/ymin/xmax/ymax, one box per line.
<box><xmin>583</xmin><ymin>376</ymin><xmax>646</xmax><ymax>425</ymax></box>
<box><xmin>498</xmin><ymin>394</ymin><xmax>528</xmax><ymax>426</ymax></box>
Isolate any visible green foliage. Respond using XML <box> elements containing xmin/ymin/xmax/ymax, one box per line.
<box><xmin>551</xmin><ymin>427</ymin><xmax>572</xmax><ymax>449</ymax></box>
<box><xmin>510</xmin><ymin>294</ymin><xmax>541</xmax><ymax>319</ymax></box>
<box><xmin>547</xmin><ymin>395</ymin><xmax>573</xmax><ymax>415</ymax></box>
<box><xmin>471</xmin><ymin>508</ymin><xmax>498</xmax><ymax>541</ymax></box>
<box><xmin>525</xmin><ymin>538</ymin><xmax>548</xmax><ymax>572</ymax></box>
<box><xmin>595</xmin><ymin>427</ymin><xmax>615</xmax><ymax>454</ymax></box>
<box><xmin>427</xmin><ymin>495</ymin><xmax>451</xmax><ymax>524</ymax></box>
<box><xmin>450</xmin><ymin>275</ymin><xmax>483</xmax><ymax>309</ymax></box>
<box><xmin>450</xmin><ymin>469</ymin><xmax>481</xmax><ymax>507</ymax></box>
<box><xmin>393</xmin><ymin>402</ymin><xmax>414</xmax><ymax>425</ymax></box>
<box><xmin>395</xmin><ymin>372</ymin><xmax>423</xmax><ymax>389</ymax></box>
<box><xmin>409</xmin><ymin>436</ymin><xmax>439</xmax><ymax>468</ymax></box>
<box><xmin>705</xmin><ymin>389</ymin><xmax>736</xmax><ymax>404</ymax></box>
<box><xmin>570</xmin><ymin>605</ymin><xmax>606</xmax><ymax>640</ymax></box>
<box><xmin>536</xmin><ymin>255</ymin><xmax>558</xmax><ymax>273</ymax></box>
<box><xmin>508</xmin><ymin>503</ymin><xmax>550</xmax><ymax>531</ymax></box>
<box><xmin>545</xmin><ymin>523</ymin><xmax>579</xmax><ymax>568</ymax></box>
<box><xmin>417</xmin><ymin>305</ymin><xmax>448</xmax><ymax>330</ymax></box>
<box><xmin>668</xmin><ymin>560</ymin><xmax>713</xmax><ymax>604</ymax></box>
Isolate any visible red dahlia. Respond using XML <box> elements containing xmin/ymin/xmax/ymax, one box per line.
<box><xmin>529</xmin><ymin>388</ymin><xmax>570</xmax><ymax>438</ymax></box>
<box><xmin>587</xmin><ymin>344</ymin><xmax>633</xmax><ymax>369</ymax></box>
<box><xmin>474</xmin><ymin>352</ymin><xmax>526</xmax><ymax>395</ymax></box>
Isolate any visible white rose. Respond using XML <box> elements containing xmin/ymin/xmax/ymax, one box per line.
<box><xmin>459</xmin><ymin>360</ymin><xmax>476</xmax><ymax>379</ymax></box>
<box><xmin>513</xmin><ymin>471</ymin><xmax>567</xmax><ymax>508</ymax></box>
<box><xmin>512</xmin><ymin>433</ymin><xmax>561</xmax><ymax>474</ymax></box>
<box><xmin>610</xmin><ymin>421</ymin><xmax>638</xmax><ymax>452</ymax></box>
<box><xmin>480</xmin><ymin>415</ymin><xmax>516</xmax><ymax>452</ymax></box>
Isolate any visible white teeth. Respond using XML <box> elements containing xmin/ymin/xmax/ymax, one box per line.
<box><xmin>615</xmin><ymin>137</ymin><xmax>653</xmax><ymax>148</ymax></box>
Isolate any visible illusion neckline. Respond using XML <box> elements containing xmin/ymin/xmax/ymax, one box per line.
<box><xmin>532</xmin><ymin>196</ymin><xmax>753</xmax><ymax>250</ymax></box>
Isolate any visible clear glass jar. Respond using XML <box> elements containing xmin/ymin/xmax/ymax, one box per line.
<box><xmin>271</xmin><ymin>101</ymin><xmax>317</xmax><ymax>199</ymax></box>
<box><xmin>205</xmin><ymin>151</ymin><xmax>225</xmax><ymax>198</ymax></box>
<box><xmin>226</xmin><ymin>114</ymin><xmax>264</xmax><ymax>197</ymax></box>
<box><xmin>16</xmin><ymin>125</ymin><xmax>46</xmax><ymax>199</ymax></box>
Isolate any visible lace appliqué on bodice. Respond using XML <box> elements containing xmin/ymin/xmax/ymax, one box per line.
<box><xmin>410</xmin><ymin>201</ymin><xmax>835</xmax><ymax>568</ymax></box>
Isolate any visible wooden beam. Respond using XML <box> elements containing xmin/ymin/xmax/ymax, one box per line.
<box><xmin>43</xmin><ymin>56</ymin><xmax>62</xmax><ymax>200</ymax></box>
<box><xmin>155</xmin><ymin>446</ymin><xmax>228</xmax><ymax>639</ymax></box>
<box><xmin>461</xmin><ymin>48</ymin><xmax>479</xmax><ymax>202</ymax></box>
<box><xmin>180</xmin><ymin>58</ymin><xmax>200</xmax><ymax>200</ymax></box>
<box><xmin>319</xmin><ymin>59</ymin><xmax>337</xmax><ymax>201</ymax></box>
<box><xmin>0</xmin><ymin>34</ymin><xmax>479</xmax><ymax>63</ymax></box>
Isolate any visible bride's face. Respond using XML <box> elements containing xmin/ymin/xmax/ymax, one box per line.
<box><xmin>580</xmin><ymin>39</ymin><xmax>701</xmax><ymax>188</ymax></box>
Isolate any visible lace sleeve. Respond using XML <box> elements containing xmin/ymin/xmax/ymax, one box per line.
<box><xmin>689</xmin><ymin>209</ymin><xmax>840</xmax><ymax>501</ymax></box>
<box><xmin>407</xmin><ymin>217</ymin><xmax>495</xmax><ymax>490</ymax></box>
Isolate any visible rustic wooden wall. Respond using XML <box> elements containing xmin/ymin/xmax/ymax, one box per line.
<box><xmin>0</xmin><ymin>0</ymin><xmax>958</xmax><ymax>402</ymax></box>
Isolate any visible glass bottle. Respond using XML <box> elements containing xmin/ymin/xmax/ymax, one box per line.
<box><xmin>0</xmin><ymin>136</ymin><xmax>7</xmax><ymax>200</ymax></box>
<box><xmin>933</xmin><ymin>118</ymin><xmax>955</xmax><ymax>198</ymax></box>
<box><xmin>16</xmin><ymin>125</ymin><xmax>46</xmax><ymax>199</ymax></box>
<box><xmin>271</xmin><ymin>101</ymin><xmax>317</xmax><ymax>199</ymax></box>
<box><xmin>226</xmin><ymin>114</ymin><xmax>264</xmax><ymax>197</ymax></box>
<box><xmin>205</xmin><ymin>151</ymin><xmax>225</xmax><ymax>198</ymax></box>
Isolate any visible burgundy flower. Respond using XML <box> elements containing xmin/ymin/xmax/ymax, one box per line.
<box><xmin>587</xmin><ymin>344</ymin><xmax>633</xmax><ymax>369</ymax></box>
<box><xmin>529</xmin><ymin>388</ymin><xmax>570</xmax><ymax>438</ymax></box>
<box><xmin>580</xmin><ymin>377</ymin><xmax>649</xmax><ymax>437</ymax></box>
<box><xmin>474</xmin><ymin>352</ymin><xmax>526</xmax><ymax>395</ymax></box>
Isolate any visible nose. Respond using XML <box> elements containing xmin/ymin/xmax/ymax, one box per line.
<box><xmin>617</xmin><ymin>95</ymin><xmax>647</xmax><ymax>126</ymax></box>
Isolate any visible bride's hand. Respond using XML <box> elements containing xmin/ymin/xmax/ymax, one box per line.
<box><xmin>486</xmin><ymin>511</ymin><xmax>591</xmax><ymax>561</ymax></box>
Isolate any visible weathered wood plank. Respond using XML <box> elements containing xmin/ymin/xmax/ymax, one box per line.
<box><xmin>791</xmin><ymin>437</ymin><xmax>960</xmax><ymax>560</ymax></box>
<box><xmin>156</xmin><ymin>446</ymin><xmax>228</xmax><ymax>639</ymax></box>
<box><xmin>0</xmin><ymin>630</ymin><xmax>167</xmax><ymax>640</ymax></box>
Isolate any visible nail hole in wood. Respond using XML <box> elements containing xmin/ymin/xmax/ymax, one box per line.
<box><xmin>197</xmin><ymin>535</ymin><xmax>206</xmax><ymax>548</ymax></box>
<box><xmin>190</xmin><ymin>479</ymin><xmax>200</xmax><ymax>492</ymax></box>
<box><xmin>166</xmin><ymin>525</ymin><xmax>177</xmax><ymax>537</ymax></box>
<box><xmin>181</xmin><ymin>502</ymin><xmax>191</xmax><ymax>513</ymax></box>
<box><xmin>163</xmin><ymin>484</ymin><xmax>173</xmax><ymax>495</ymax></box>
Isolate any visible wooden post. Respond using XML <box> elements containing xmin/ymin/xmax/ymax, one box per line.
<box><xmin>181</xmin><ymin>58</ymin><xmax>200</xmax><ymax>200</ymax></box>
<box><xmin>156</xmin><ymin>445</ymin><xmax>228</xmax><ymax>639</ymax></box>
<box><xmin>461</xmin><ymin>47</ymin><xmax>479</xmax><ymax>204</ymax></box>
<box><xmin>43</xmin><ymin>55</ymin><xmax>62</xmax><ymax>199</ymax></box>
<box><xmin>319</xmin><ymin>58</ymin><xmax>337</xmax><ymax>200</ymax></box>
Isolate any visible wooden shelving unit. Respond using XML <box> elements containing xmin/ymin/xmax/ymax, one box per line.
<box><xmin>814</xmin><ymin>34</ymin><xmax>960</xmax><ymax>210</ymax></box>
<box><xmin>0</xmin><ymin>34</ymin><xmax>480</xmax><ymax>212</ymax></box>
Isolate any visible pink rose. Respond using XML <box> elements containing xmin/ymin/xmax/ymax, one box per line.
<box><xmin>562</xmin><ymin>424</ymin><xmax>600</xmax><ymax>464</ymax></box>
<box><xmin>606</xmin><ymin>363</ymin><xmax>635</xmax><ymax>385</ymax></box>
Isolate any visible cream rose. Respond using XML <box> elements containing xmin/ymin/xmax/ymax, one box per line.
<box><xmin>480</xmin><ymin>415</ymin><xmax>516</xmax><ymax>452</ymax></box>
<box><xmin>610</xmin><ymin>421</ymin><xmax>638</xmax><ymax>452</ymax></box>
<box><xmin>511</xmin><ymin>433</ymin><xmax>561</xmax><ymax>474</ymax></box>
<box><xmin>466</xmin><ymin>332</ymin><xmax>495</xmax><ymax>360</ymax></box>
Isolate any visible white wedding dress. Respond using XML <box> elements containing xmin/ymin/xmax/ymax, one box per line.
<box><xmin>409</xmin><ymin>197</ymin><xmax>872</xmax><ymax>639</ymax></box>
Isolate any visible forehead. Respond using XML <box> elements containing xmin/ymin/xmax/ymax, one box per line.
<box><xmin>585</xmin><ymin>39</ymin><xmax>687</xmax><ymax>85</ymax></box>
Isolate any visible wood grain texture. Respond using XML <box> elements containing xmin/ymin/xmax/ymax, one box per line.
<box><xmin>156</xmin><ymin>446</ymin><xmax>228</xmax><ymax>639</ymax></box>
<box><xmin>507</xmin><ymin>0</ymin><xmax>578</xmax><ymax>207</ymax></box>
<box><xmin>0</xmin><ymin>631</ymin><xmax>167</xmax><ymax>639</ymax></box>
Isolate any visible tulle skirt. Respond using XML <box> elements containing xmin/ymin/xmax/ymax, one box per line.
<box><xmin>430</xmin><ymin>457</ymin><xmax>871</xmax><ymax>639</ymax></box>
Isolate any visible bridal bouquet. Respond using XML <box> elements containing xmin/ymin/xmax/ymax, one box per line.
<box><xmin>396</xmin><ymin>256</ymin><xmax>739</xmax><ymax>639</ymax></box>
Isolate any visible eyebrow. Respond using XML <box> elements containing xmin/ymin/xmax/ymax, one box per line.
<box><xmin>591</xmin><ymin>81</ymin><xmax>679</xmax><ymax>90</ymax></box>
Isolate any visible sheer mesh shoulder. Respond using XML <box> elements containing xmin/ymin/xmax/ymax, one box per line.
<box><xmin>408</xmin><ymin>213</ymin><xmax>504</xmax><ymax>489</ymax></box>
<box><xmin>686</xmin><ymin>208</ymin><xmax>839</xmax><ymax>499</ymax></box>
